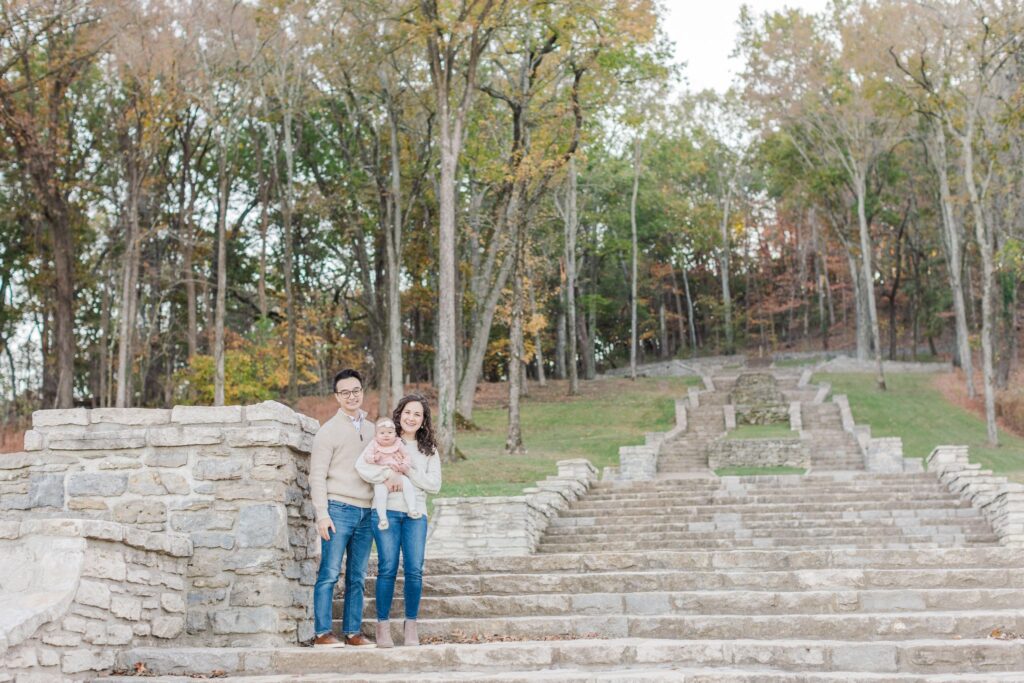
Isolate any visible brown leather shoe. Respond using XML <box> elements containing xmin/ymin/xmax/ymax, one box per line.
<box><xmin>312</xmin><ymin>633</ymin><xmax>344</xmax><ymax>648</ymax></box>
<box><xmin>344</xmin><ymin>633</ymin><xmax>375</xmax><ymax>647</ymax></box>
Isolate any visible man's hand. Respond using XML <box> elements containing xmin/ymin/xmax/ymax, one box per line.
<box><xmin>317</xmin><ymin>517</ymin><xmax>336</xmax><ymax>541</ymax></box>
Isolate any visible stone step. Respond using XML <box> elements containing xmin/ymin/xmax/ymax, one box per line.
<box><xmin>559</xmin><ymin>501</ymin><xmax>976</xmax><ymax>517</ymax></box>
<box><xmin>551</xmin><ymin>507</ymin><xmax>983</xmax><ymax>523</ymax></box>
<box><xmin>91</xmin><ymin>670</ymin><xmax>1024</xmax><ymax>683</ymax></box>
<box><xmin>360</xmin><ymin>567</ymin><xmax>1024</xmax><ymax>598</ymax></box>
<box><xmin>535</xmin><ymin>537</ymin><xmax>992</xmax><ymax>553</ymax></box>
<box><xmin>540</xmin><ymin>524</ymin><xmax>995</xmax><ymax>540</ymax></box>
<box><xmin>580</xmin><ymin>486</ymin><xmax>958</xmax><ymax>501</ymax></box>
<box><xmin>109</xmin><ymin>638</ymin><xmax>1024</xmax><ymax>677</ymax></box>
<box><xmin>421</xmin><ymin>547</ymin><xmax>1024</xmax><ymax>576</ymax></box>
<box><xmin>344</xmin><ymin>609</ymin><xmax>1024</xmax><ymax>643</ymax></box>
<box><xmin>348</xmin><ymin>587</ymin><xmax>1024</xmax><ymax>620</ymax></box>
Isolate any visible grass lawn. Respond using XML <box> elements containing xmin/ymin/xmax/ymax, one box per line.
<box><xmin>817</xmin><ymin>373</ymin><xmax>1024</xmax><ymax>480</ymax></box>
<box><xmin>439</xmin><ymin>376</ymin><xmax>700</xmax><ymax>500</ymax></box>
<box><xmin>715</xmin><ymin>466</ymin><xmax>807</xmax><ymax>476</ymax></box>
<box><xmin>726</xmin><ymin>423</ymin><xmax>796</xmax><ymax>440</ymax></box>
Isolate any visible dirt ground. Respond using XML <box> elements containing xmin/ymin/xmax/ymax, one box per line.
<box><xmin>934</xmin><ymin>366</ymin><xmax>1024</xmax><ymax>440</ymax></box>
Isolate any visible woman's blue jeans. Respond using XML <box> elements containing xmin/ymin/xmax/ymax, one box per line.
<box><xmin>313</xmin><ymin>501</ymin><xmax>373</xmax><ymax>636</ymax></box>
<box><xmin>371</xmin><ymin>510</ymin><xmax>428</xmax><ymax>621</ymax></box>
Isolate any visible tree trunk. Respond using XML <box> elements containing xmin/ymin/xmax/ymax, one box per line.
<box><xmin>281</xmin><ymin>113</ymin><xmax>298</xmax><ymax>403</ymax></box>
<box><xmin>564</xmin><ymin>156</ymin><xmax>580</xmax><ymax>394</ymax></box>
<box><xmin>928</xmin><ymin>120</ymin><xmax>975</xmax><ymax>397</ymax></box>
<box><xmin>213</xmin><ymin>142</ymin><xmax>229</xmax><ymax>407</ymax></box>
<box><xmin>719</xmin><ymin>186</ymin><xmax>734</xmax><ymax>355</ymax></box>
<box><xmin>669</xmin><ymin>263</ymin><xmax>687</xmax><ymax>354</ymax></box>
<box><xmin>116</xmin><ymin>185</ymin><xmax>141</xmax><ymax>408</ymax></box>
<box><xmin>554</xmin><ymin>306</ymin><xmax>567</xmax><ymax>380</ymax></box>
<box><xmin>629</xmin><ymin>137</ymin><xmax>641</xmax><ymax>379</ymax></box>
<box><xmin>659</xmin><ymin>299</ymin><xmax>668</xmax><ymax>359</ymax></box>
<box><xmin>854</xmin><ymin>171</ymin><xmax>886</xmax><ymax>391</ymax></box>
<box><xmin>528</xmin><ymin>276</ymin><xmax>547</xmax><ymax>386</ymax></box>
<box><xmin>959</xmin><ymin>120</ymin><xmax>998</xmax><ymax>445</ymax></box>
<box><xmin>680</xmin><ymin>255</ymin><xmax>697</xmax><ymax>357</ymax></box>
<box><xmin>506</xmin><ymin>232</ymin><xmax>526</xmax><ymax>454</ymax></box>
<box><xmin>385</xmin><ymin>102</ymin><xmax>405</xmax><ymax>412</ymax></box>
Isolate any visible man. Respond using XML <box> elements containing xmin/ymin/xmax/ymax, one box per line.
<box><xmin>309</xmin><ymin>369</ymin><xmax>378</xmax><ymax>647</ymax></box>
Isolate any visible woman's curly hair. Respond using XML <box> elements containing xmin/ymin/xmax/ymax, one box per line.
<box><xmin>393</xmin><ymin>393</ymin><xmax>437</xmax><ymax>457</ymax></box>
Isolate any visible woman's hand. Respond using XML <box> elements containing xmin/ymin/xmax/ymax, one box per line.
<box><xmin>317</xmin><ymin>517</ymin><xmax>336</xmax><ymax>541</ymax></box>
<box><xmin>386</xmin><ymin>475</ymin><xmax>404</xmax><ymax>493</ymax></box>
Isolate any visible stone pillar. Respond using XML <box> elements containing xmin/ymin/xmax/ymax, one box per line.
<box><xmin>3</xmin><ymin>401</ymin><xmax>320</xmax><ymax>646</ymax></box>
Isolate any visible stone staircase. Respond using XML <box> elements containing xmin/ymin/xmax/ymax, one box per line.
<box><xmin>98</xmin><ymin>370</ymin><xmax>1024</xmax><ymax>681</ymax></box>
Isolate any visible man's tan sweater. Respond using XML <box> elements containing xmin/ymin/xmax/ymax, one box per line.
<box><xmin>309</xmin><ymin>409</ymin><xmax>376</xmax><ymax>522</ymax></box>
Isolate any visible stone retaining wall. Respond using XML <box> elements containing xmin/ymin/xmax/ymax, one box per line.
<box><xmin>927</xmin><ymin>446</ymin><xmax>1024</xmax><ymax>547</ymax></box>
<box><xmin>427</xmin><ymin>459</ymin><xmax>597</xmax><ymax>557</ymax></box>
<box><xmin>1</xmin><ymin>401</ymin><xmax>320</xmax><ymax>647</ymax></box>
<box><xmin>707</xmin><ymin>438</ymin><xmax>809</xmax><ymax>470</ymax></box>
<box><xmin>0</xmin><ymin>518</ymin><xmax>190</xmax><ymax>680</ymax></box>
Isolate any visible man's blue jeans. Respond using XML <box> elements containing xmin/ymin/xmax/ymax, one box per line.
<box><xmin>313</xmin><ymin>501</ymin><xmax>373</xmax><ymax>636</ymax></box>
<box><xmin>371</xmin><ymin>510</ymin><xmax>428</xmax><ymax>621</ymax></box>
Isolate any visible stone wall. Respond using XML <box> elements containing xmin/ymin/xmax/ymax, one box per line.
<box><xmin>927</xmin><ymin>446</ymin><xmax>1024</xmax><ymax>547</ymax></box>
<box><xmin>0</xmin><ymin>518</ymin><xmax>190</xmax><ymax>680</ymax></box>
<box><xmin>1</xmin><ymin>401</ymin><xmax>320</xmax><ymax>648</ymax></box>
<box><xmin>707</xmin><ymin>438</ymin><xmax>809</xmax><ymax>470</ymax></box>
<box><xmin>427</xmin><ymin>459</ymin><xmax>597</xmax><ymax>557</ymax></box>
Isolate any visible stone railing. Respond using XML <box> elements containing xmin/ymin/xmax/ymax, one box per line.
<box><xmin>0</xmin><ymin>518</ymin><xmax>190</xmax><ymax>680</ymax></box>
<box><xmin>603</xmin><ymin>392</ymin><xmax>691</xmax><ymax>482</ymax></box>
<box><xmin>926</xmin><ymin>446</ymin><xmax>1024</xmax><ymax>547</ymax></box>
<box><xmin>1</xmin><ymin>401</ymin><xmax>320</xmax><ymax>647</ymax></box>
<box><xmin>788</xmin><ymin>402</ymin><xmax>802</xmax><ymax>431</ymax></box>
<box><xmin>427</xmin><ymin>459</ymin><xmax>597</xmax><ymax>557</ymax></box>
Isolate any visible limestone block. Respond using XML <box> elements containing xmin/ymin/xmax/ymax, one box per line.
<box><xmin>245</xmin><ymin>401</ymin><xmax>300</xmax><ymax>426</ymax></box>
<box><xmin>191</xmin><ymin>532</ymin><xmax>235</xmax><ymax>549</ymax></box>
<box><xmin>152</xmin><ymin>616</ymin><xmax>186</xmax><ymax>639</ymax></box>
<box><xmin>105</xmin><ymin>623</ymin><xmax>134</xmax><ymax>645</ymax></box>
<box><xmin>114</xmin><ymin>500</ymin><xmax>167</xmax><ymax>525</ymax></box>
<box><xmin>237</xmin><ymin>503</ymin><xmax>286</xmax><ymax>548</ymax></box>
<box><xmin>149</xmin><ymin>427</ymin><xmax>224</xmax><ymax>447</ymax></box>
<box><xmin>42</xmin><ymin>631</ymin><xmax>81</xmax><ymax>647</ymax></box>
<box><xmin>32</xmin><ymin>408</ymin><xmax>89</xmax><ymax>427</ymax></box>
<box><xmin>76</xmin><ymin>580</ymin><xmax>112</xmax><ymax>609</ymax></box>
<box><xmin>224</xmin><ymin>426</ymin><xmax>302</xmax><ymax>450</ymax></box>
<box><xmin>62</xmin><ymin>649</ymin><xmax>115</xmax><ymax>674</ymax></box>
<box><xmin>48</xmin><ymin>429</ymin><xmax>148</xmax><ymax>451</ymax></box>
<box><xmin>170</xmin><ymin>510</ymin><xmax>235</xmax><ymax>533</ymax></box>
<box><xmin>25</xmin><ymin>473</ymin><xmax>63</xmax><ymax>508</ymax></box>
<box><xmin>23</xmin><ymin>430</ymin><xmax>44</xmax><ymax>451</ymax></box>
<box><xmin>5</xmin><ymin>647</ymin><xmax>37</xmax><ymax>669</ymax></box>
<box><xmin>83</xmin><ymin>548</ymin><xmax>127</xmax><ymax>581</ymax></box>
<box><xmin>228</xmin><ymin>576</ymin><xmax>295</xmax><ymax>607</ymax></box>
<box><xmin>214</xmin><ymin>480</ymin><xmax>286</xmax><ymax>501</ymax></box>
<box><xmin>110</xmin><ymin>595</ymin><xmax>143</xmax><ymax>621</ymax></box>
<box><xmin>160</xmin><ymin>592</ymin><xmax>186</xmax><ymax>613</ymax></box>
<box><xmin>69</xmin><ymin>498</ymin><xmax>109</xmax><ymax>511</ymax></box>
<box><xmin>171</xmin><ymin>405</ymin><xmax>243</xmax><ymax>424</ymax></box>
<box><xmin>38</xmin><ymin>648</ymin><xmax>60</xmax><ymax>667</ymax></box>
<box><xmin>211</xmin><ymin>607</ymin><xmax>281</xmax><ymax>634</ymax></box>
<box><xmin>142</xmin><ymin>449</ymin><xmax>189</xmax><ymax>468</ymax></box>
<box><xmin>66</xmin><ymin>473</ymin><xmax>127</xmax><ymax>498</ymax></box>
<box><xmin>298</xmin><ymin>415</ymin><xmax>321</xmax><ymax>434</ymax></box>
<box><xmin>194</xmin><ymin>458</ymin><xmax>244</xmax><ymax>481</ymax></box>
<box><xmin>90</xmin><ymin>408</ymin><xmax>172</xmax><ymax>426</ymax></box>
<box><xmin>128</xmin><ymin>470</ymin><xmax>168</xmax><ymax>495</ymax></box>
<box><xmin>159</xmin><ymin>472</ymin><xmax>190</xmax><ymax>495</ymax></box>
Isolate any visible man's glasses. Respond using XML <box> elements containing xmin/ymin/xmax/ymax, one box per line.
<box><xmin>334</xmin><ymin>388</ymin><xmax>363</xmax><ymax>399</ymax></box>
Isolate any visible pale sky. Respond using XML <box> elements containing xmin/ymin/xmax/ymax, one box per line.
<box><xmin>664</xmin><ymin>0</ymin><xmax>829</xmax><ymax>93</ymax></box>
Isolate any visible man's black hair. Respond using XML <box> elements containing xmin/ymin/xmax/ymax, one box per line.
<box><xmin>333</xmin><ymin>369</ymin><xmax>363</xmax><ymax>391</ymax></box>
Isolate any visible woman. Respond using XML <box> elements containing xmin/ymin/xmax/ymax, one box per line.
<box><xmin>355</xmin><ymin>393</ymin><xmax>441</xmax><ymax>648</ymax></box>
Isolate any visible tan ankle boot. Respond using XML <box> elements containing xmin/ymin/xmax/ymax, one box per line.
<box><xmin>403</xmin><ymin>619</ymin><xmax>418</xmax><ymax>646</ymax></box>
<box><xmin>375</xmin><ymin>621</ymin><xmax>393</xmax><ymax>648</ymax></box>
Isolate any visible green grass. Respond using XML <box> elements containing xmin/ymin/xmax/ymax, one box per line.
<box><xmin>817</xmin><ymin>373</ymin><xmax>1024</xmax><ymax>478</ymax></box>
<box><xmin>715</xmin><ymin>466</ymin><xmax>807</xmax><ymax>476</ymax></box>
<box><xmin>726</xmin><ymin>423</ymin><xmax>796</xmax><ymax>440</ymax></box>
<box><xmin>439</xmin><ymin>377</ymin><xmax>696</xmax><ymax>500</ymax></box>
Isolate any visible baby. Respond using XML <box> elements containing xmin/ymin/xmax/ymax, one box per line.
<box><xmin>362</xmin><ymin>417</ymin><xmax>421</xmax><ymax>530</ymax></box>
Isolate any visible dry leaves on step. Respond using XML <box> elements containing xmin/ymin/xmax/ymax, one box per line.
<box><xmin>988</xmin><ymin>628</ymin><xmax>1023</xmax><ymax>640</ymax></box>
<box><xmin>421</xmin><ymin>629</ymin><xmax>602</xmax><ymax>645</ymax></box>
